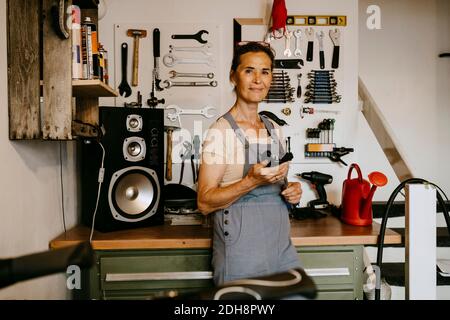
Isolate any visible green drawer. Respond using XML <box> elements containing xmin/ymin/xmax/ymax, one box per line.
<box><xmin>98</xmin><ymin>249</ymin><xmax>213</xmax><ymax>292</ymax></box>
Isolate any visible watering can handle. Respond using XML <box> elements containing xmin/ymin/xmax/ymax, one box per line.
<box><xmin>347</xmin><ymin>163</ymin><xmax>363</xmax><ymax>182</ymax></box>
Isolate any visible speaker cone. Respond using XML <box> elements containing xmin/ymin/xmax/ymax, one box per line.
<box><xmin>126</xmin><ymin>114</ymin><xmax>143</xmax><ymax>132</ymax></box>
<box><xmin>108</xmin><ymin>167</ymin><xmax>160</xmax><ymax>222</ymax></box>
<box><xmin>123</xmin><ymin>137</ymin><xmax>146</xmax><ymax>162</ymax></box>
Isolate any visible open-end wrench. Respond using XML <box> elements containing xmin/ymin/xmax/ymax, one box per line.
<box><xmin>163</xmin><ymin>80</ymin><xmax>218</xmax><ymax>89</ymax></box>
<box><xmin>163</xmin><ymin>53</ymin><xmax>214</xmax><ymax>67</ymax></box>
<box><xmin>316</xmin><ymin>31</ymin><xmax>325</xmax><ymax>69</ymax></box>
<box><xmin>283</xmin><ymin>30</ymin><xmax>293</xmax><ymax>57</ymax></box>
<box><xmin>329</xmin><ymin>29</ymin><xmax>341</xmax><ymax>69</ymax></box>
<box><xmin>169</xmin><ymin>44</ymin><xmax>212</xmax><ymax>56</ymax></box>
<box><xmin>118</xmin><ymin>43</ymin><xmax>132</xmax><ymax>97</ymax></box>
<box><xmin>171</xmin><ymin>30</ymin><xmax>209</xmax><ymax>44</ymax></box>
<box><xmin>169</xmin><ymin>70</ymin><xmax>214</xmax><ymax>79</ymax></box>
<box><xmin>166</xmin><ymin>105</ymin><xmax>217</xmax><ymax>127</ymax></box>
<box><xmin>305</xmin><ymin>27</ymin><xmax>315</xmax><ymax>62</ymax></box>
<box><xmin>293</xmin><ymin>29</ymin><xmax>302</xmax><ymax>57</ymax></box>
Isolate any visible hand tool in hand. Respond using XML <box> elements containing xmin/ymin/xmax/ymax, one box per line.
<box><xmin>329</xmin><ymin>28</ymin><xmax>341</xmax><ymax>69</ymax></box>
<box><xmin>171</xmin><ymin>30</ymin><xmax>209</xmax><ymax>44</ymax></box>
<box><xmin>127</xmin><ymin>29</ymin><xmax>147</xmax><ymax>86</ymax></box>
<box><xmin>153</xmin><ymin>28</ymin><xmax>164</xmax><ymax>91</ymax></box>
<box><xmin>118</xmin><ymin>43</ymin><xmax>132</xmax><ymax>97</ymax></box>
<box><xmin>316</xmin><ymin>31</ymin><xmax>325</xmax><ymax>69</ymax></box>
<box><xmin>179</xmin><ymin>141</ymin><xmax>193</xmax><ymax>185</ymax></box>
<box><xmin>164</xmin><ymin>125</ymin><xmax>181</xmax><ymax>181</ymax></box>
<box><xmin>305</xmin><ymin>27</ymin><xmax>314</xmax><ymax>62</ymax></box>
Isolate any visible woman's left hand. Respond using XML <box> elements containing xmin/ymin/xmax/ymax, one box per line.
<box><xmin>281</xmin><ymin>182</ymin><xmax>302</xmax><ymax>204</ymax></box>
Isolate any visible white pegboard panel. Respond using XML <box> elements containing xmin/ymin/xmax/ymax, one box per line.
<box><xmin>113</xmin><ymin>23</ymin><xmax>221</xmax><ymax>169</ymax></box>
<box><xmin>241</xmin><ymin>24</ymin><xmax>351</xmax><ymax>166</ymax></box>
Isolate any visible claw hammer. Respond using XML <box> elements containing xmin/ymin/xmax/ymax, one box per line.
<box><xmin>127</xmin><ymin>29</ymin><xmax>147</xmax><ymax>86</ymax></box>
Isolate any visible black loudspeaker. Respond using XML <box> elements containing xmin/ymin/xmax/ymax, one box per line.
<box><xmin>81</xmin><ymin>107</ymin><xmax>164</xmax><ymax>232</ymax></box>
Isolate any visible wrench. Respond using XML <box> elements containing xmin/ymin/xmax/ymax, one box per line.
<box><xmin>169</xmin><ymin>44</ymin><xmax>212</xmax><ymax>56</ymax></box>
<box><xmin>329</xmin><ymin>28</ymin><xmax>341</xmax><ymax>69</ymax></box>
<box><xmin>293</xmin><ymin>29</ymin><xmax>302</xmax><ymax>57</ymax></box>
<box><xmin>283</xmin><ymin>30</ymin><xmax>293</xmax><ymax>57</ymax></box>
<box><xmin>316</xmin><ymin>31</ymin><xmax>325</xmax><ymax>69</ymax></box>
<box><xmin>171</xmin><ymin>30</ymin><xmax>209</xmax><ymax>44</ymax></box>
<box><xmin>305</xmin><ymin>27</ymin><xmax>315</xmax><ymax>62</ymax></box>
<box><xmin>163</xmin><ymin>80</ymin><xmax>218</xmax><ymax>89</ymax></box>
<box><xmin>169</xmin><ymin>70</ymin><xmax>215</xmax><ymax>79</ymax></box>
<box><xmin>163</xmin><ymin>53</ymin><xmax>214</xmax><ymax>67</ymax></box>
<box><xmin>166</xmin><ymin>105</ymin><xmax>217</xmax><ymax>127</ymax></box>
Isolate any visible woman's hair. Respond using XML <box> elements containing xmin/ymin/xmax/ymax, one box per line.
<box><xmin>230</xmin><ymin>41</ymin><xmax>275</xmax><ymax>73</ymax></box>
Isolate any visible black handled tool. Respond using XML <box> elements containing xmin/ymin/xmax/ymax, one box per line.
<box><xmin>118</xmin><ymin>43</ymin><xmax>132</xmax><ymax>97</ymax></box>
<box><xmin>297</xmin><ymin>171</ymin><xmax>333</xmax><ymax>209</ymax></box>
<box><xmin>274</xmin><ymin>59</ymin><xmax>304</xmax><ymax>69</ymax></box>
<box><xmin>171</xmin><ymin>30</ymin><xmax>209</xmax><ymax>44</ymax></box>
<box><xmin>329</xmin><ymin>29</ymin><xmax>341</xmax><ymax>69</ymax></box>
<box><xmin>153</xmin><ymin>28</ymin><xmax>164</xmax><ymax>91</ymax></box>
<box><xmin>305</xmin><ymin>27</ymin><xmax>314</xmax><ymax>62</ymax></box>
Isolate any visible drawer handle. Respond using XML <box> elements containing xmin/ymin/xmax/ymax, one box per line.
<box><xmin>105</xmin><ymin>271</ymin><xmax>213</xmax><ymax>282</ymax></box>
<box><xmin>305</xmin><ymin>268</ymin><xmax>350</xmax><ymax>277</ymax></box>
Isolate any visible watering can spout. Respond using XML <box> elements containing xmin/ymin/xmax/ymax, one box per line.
<box><xmin>361</xmin><ymin>171</ymin><xmax>388</xmax><ymax>220</ymax></box>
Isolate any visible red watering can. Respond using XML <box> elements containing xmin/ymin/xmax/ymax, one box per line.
<box><xmin>341</xmin><ymin>163</ymin><xmax>388</xmax><ymax>226</ymax></box>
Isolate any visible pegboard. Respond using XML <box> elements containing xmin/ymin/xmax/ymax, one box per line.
<box><xmin>114</xmin><ymin>23</ymin><xmax>222</xmax><ymax>182</ymax></box>
<box><xmin>239</xmin><ymin>23</ymin><xmax>350</xmax><ymax>166</ymax></box>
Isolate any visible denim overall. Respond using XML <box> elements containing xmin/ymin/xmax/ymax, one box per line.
<box><xmin>212</xmin><ymin>112</ymin><xmax>301</xmax><ymax>285</ymax></box>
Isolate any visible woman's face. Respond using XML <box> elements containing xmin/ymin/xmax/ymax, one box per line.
<box><xmin>231</xmin><ymin>51</ymin><xmax>273</xmax><ymax>104</ymax></box>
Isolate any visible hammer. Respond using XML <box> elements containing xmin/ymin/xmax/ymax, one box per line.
<box><xmin>164</xmin><ymin>125</ymin><xmax>180</xmax><ymax>181</ymax></box>
<box><xmin>127</xmin><ymin>29</ymin><xmax>147</xmax><ymax>87</ymax></box>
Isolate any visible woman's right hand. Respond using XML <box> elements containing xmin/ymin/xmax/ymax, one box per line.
<box><xmin>245</xmin><ymin>160</ymin><xmax>290</xmax><ymax>187</ymax></box>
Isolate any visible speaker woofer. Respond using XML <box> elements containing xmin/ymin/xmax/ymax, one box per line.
<box><xmin>108</xmin><ymin>166</ymin><xmax>160</xmax><ymax>222</ymax></box>
<box><xmin>123</xmin><ymin>137</ymin><xmax>146</xmax><ymax>162</ymax></box>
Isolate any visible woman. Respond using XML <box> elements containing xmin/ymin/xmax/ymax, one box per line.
<box><xmin>197</xmin><ymin>42</ymin><xmax>302</xmax><ymax>285</ymax></box>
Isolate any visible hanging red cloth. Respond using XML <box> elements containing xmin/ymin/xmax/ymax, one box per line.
<box><xmin>270</xmin><ymin>0</ymin><xmax>287</xmax><ymax>37</ymax></box>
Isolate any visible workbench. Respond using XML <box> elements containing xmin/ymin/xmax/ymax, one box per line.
<box><xmin>50</xmin><ymin>215</ymin><xmax>401</xmax><ymax>300</ymax></box>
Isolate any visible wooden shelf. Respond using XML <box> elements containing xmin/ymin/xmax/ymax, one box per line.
<box><xmin>72</xmin><ymin>80</ymin><xmax>118</xmax><ymax>97</ymax></box>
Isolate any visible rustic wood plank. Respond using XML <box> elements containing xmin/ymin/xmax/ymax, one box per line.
<box><xmin>7</xmin><ymin>0</ymin><xmax>41</xmax><ymax>139</ymax></box>
<box><xmin>42</xmin><ymin>0</ymin><xmax>73</xmax><ymax>140</ymax></box>
<box><xmin>75</xmin><ymin>97</ymin><xmax>99</xmax><ymax>127</ymax></box>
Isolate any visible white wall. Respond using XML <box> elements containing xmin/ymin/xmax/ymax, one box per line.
<box><xmin>359</xmin><ymin>0</ymin><xmax>450</xmax><ymax>195</ymax></box>
<box><xmin>359</xmin><ymin>0</ymin><xmax>450</xmax><ymax>300</ymax></box>
<box><xmin>0</xmin><ymin>0</ymin><xmax>78</xmax><ymax>299</ymax></box>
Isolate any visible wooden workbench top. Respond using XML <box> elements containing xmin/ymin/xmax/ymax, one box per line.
<box><xmin>50</xmin><ymin>215</ymin><xmax>401</xmax><ymax>250</ymax></box>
